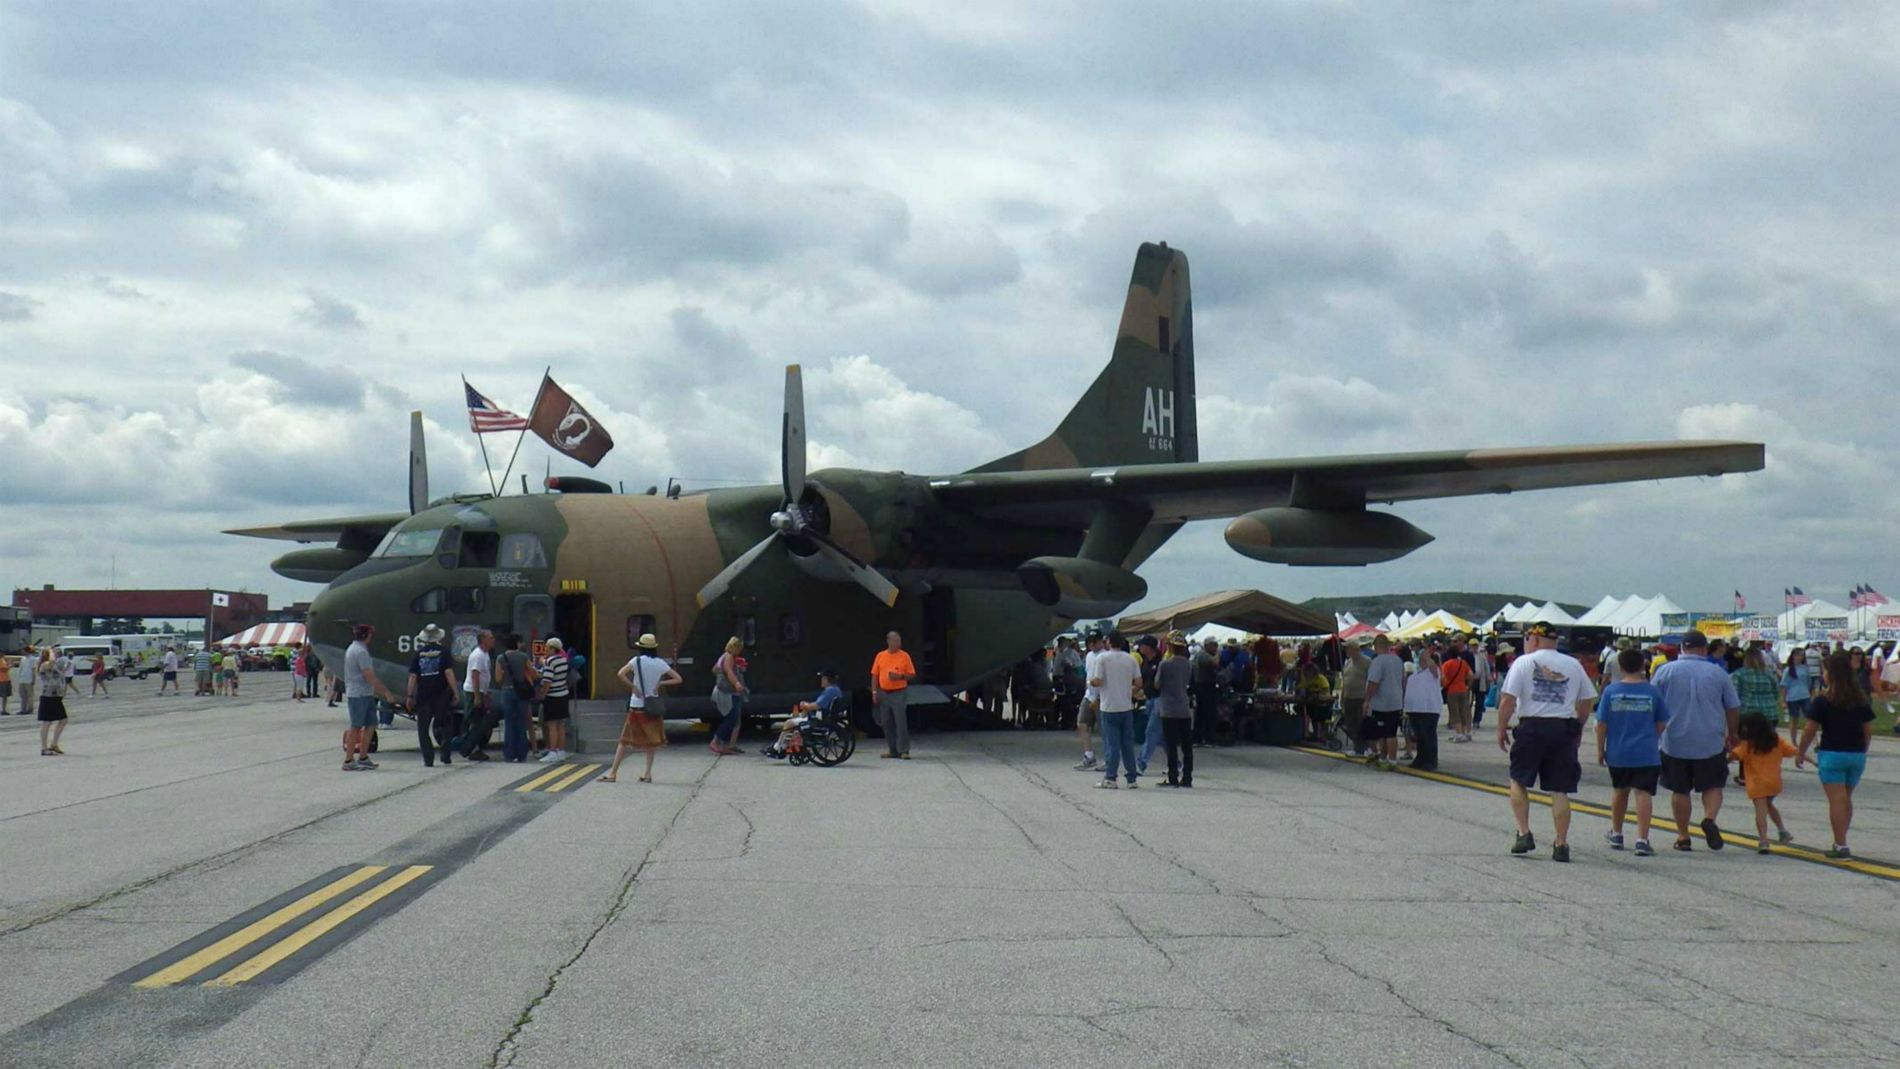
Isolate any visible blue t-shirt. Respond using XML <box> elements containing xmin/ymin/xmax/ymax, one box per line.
<box><xmin>810</xmin><ymin>684</ymin><xmax>843</xmax><ymax>714</ymax></box>
<box><xmin>1596</xmin><ymin>681</ymin><xmax>1669</xmax><ymax>768</ymax></box>
<box><xmin>1653</xmin><ymin>656</ymin><xmax>1740</xmax><ymax>759</ymax></box>
<box><xmin>1780</xmin><ymin>664</ymin><xmax>1810</xmax><ymax>703</ymax></box>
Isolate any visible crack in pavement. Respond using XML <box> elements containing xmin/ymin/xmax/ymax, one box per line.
<box><xmin>0</xmin><ymin>775</ymin><xmax>435</xmax><ymax>941</ymax></box>
<box><xmin>487</xmin><ymin>760</ymin><xmax>718</xmax><ymax>1069</ymax></box>
<box><xmin>937</xmin><ymin>756</ymin><xmax>1084</xmax><ymax>888</ymax></box>
<box><xmin>1306</xmin><ymin>935</ymin><xmax>1532</xmax><ymax>1068</ymax></box>
<box><xmin>0</xmin><ymin>746</ymin><xmax>337</xmax><ymax>825</ymax></box>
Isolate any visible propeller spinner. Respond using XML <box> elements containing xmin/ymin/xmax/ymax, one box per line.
<box><xmin>694</xmin><ymin>366</ymin><xmax>900</xmax><ymax>610</ymax></box>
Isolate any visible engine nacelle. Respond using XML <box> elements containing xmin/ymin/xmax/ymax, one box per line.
<box><xmin>1017</xmin><ymin>557</ymin><xmax>1149</xmax><ymax>618</ymax></box>
<box><xmin>271</xmin><ymin>547</ymin><xmax>370</xmax><ymax>584</ymax></box>
<box><xmin>1224</xmin><ymin>507</ymin><xmax>1433</xmax><ymax>567</ymax></box>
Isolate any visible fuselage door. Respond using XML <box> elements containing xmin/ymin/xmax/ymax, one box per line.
<box><xmin>512</xmin><ymin>594</ymin><xmax>554</xmax><ymax>645</ymax></box>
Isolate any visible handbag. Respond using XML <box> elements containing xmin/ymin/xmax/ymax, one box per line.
<box><xmin>503</xmin><ymin>654</ymin><xmax>534</xmax><ymax>700</ymax></box>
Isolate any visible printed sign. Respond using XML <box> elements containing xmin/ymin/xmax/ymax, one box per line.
<box><xmin>1879</xmin><ymin>615</ymin><xmax>1900</xmax><ymax>642</ymax></box>
<box><xmin>1660</xmin><ymin>612</ymin><xmax>1691</xmax><ymax>631</ymax></box>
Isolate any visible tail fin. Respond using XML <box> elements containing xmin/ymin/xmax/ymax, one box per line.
<box><xmin>972</xmin><ymin>242</ymin><xmax>1197</xmax><ymax>473</ymax></box>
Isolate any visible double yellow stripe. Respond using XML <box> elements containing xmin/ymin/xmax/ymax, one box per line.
<box><xmin>514</xmin><ymin>763</ymin><xmax>602</xmax><ymax>793</ymax></box>
<box><xmin>133</xmin><ymin>864</ymin><xmax>433</xmax><ymax>989</ymax></box>
<box><xmin>1289</xmin><ymin>745</ymin><xmax>1900</xmax><ymax>880</ymax></box>
<box><xmin>205</xmin><ymin>866</ymin><xmax>432</xmax><ymax>987</ymax></box>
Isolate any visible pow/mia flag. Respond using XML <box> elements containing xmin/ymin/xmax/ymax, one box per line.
<box><xmin>528</xmin><ymin>374</ymin><xmax>615</xmax><ymax>468</ymax></box>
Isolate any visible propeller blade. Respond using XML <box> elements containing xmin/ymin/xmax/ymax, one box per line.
<box><xmin>806</xmin><ymin>530</ymin><xmax>900</xmax><ymax>608</ymax></box>
<box><xmin>408</xmin><ymin>410</ymin><xmax>429</xmax><ymax>514</ymax></box>
<box><xmin>782</xmin><ymin>364</ymin><xmax>806</xmax><ymax>505</ymax></box>
<box><xmin>694</xmin><ymin>533</ymin><xmax>780</xmax><ymax>609</ymax></box>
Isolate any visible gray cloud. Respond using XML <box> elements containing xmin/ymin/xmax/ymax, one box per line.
<box><xmin>0</xmin><ymin>292</ymin><xmax>38</xmax><ymax>321</ymax></box>
<box><xmin>229</xmin><ymin>350</ymin><xmax>366</xmax><ymax>410</ymax></box>
<box><xmin>297</xmin><ymin>292</ymin><xmax>365</xmax><ymax>331</ymax></box>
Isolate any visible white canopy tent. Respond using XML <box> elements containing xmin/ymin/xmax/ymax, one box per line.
<box><xmin>1519</xmin><ymin>602</ymin><xmax>1579</xmax><ymax>626</ymax></box>
<box><xmin>1577</xmin><ymin>595</ymin><xmax>1636</xmax><ymax>627</ymax></box>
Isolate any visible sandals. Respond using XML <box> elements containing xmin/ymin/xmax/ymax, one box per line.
<box><xmin>637</xmin><ymin>774</ymin><xmax>652</xmax><ymax>783</ymax></box>
<box><xmin>598</xmin><ymin>774</ymin><xmax>618</xmax><ymax>783</ymax></box>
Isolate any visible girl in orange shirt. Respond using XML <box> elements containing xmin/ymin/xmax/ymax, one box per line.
<box><xmin>1731</xmin><ymin>712</ymin><xmax>1802</xmax><ymax>853</ymax></box>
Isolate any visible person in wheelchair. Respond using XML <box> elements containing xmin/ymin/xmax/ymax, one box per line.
<box><xmin>765</xmin><ymin>669</ymin><xmax>844</xmax><ymax>759</ymax></box>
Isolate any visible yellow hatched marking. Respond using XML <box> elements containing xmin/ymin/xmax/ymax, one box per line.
<box><xmin>1288</xmin><ymin>746</ymin><xmax>1900</xmax><ymax>880</ymax></box>
<box><xmin>133</xmin><ymin>866</ymin><xmax>387</xmax><ymax>989</ymax></box>
<box><xmin>545</xmin><ymin>764</ymin><xmax>601</xmax><ymax>793</ymax></box>
<box><xmin>515</xmin><ymin>765</ymin><xmax>574</xmax><ymax>793</ymax></box>
<box><xmin>205</xmin><ymin>865</ymin><xmax>433</xmax><ymax>987</ymax></box>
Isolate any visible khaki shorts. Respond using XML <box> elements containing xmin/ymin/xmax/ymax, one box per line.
<box><xmin>1079</xmin><ymin>699</ymin><xmax>1099</xmax><ymax>729</ymax></box>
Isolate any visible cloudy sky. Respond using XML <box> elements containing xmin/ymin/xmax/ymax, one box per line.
<box><xmin>1</xmin><ymin>2</ymin><xmax>1894</xmax><ymax>617</ymax></box>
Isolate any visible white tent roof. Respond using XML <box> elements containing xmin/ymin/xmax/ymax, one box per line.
<box><xmin>1577</xmin><ymin>595</ymin><xmax>1634</xmax><ymax>626</ymax></box>
<box><xmin>1647</xmin><ymin>595</ymin><xmax>1688</xmax><ymax>617</ymax></box>
<box><xmin>217</xmin><ymin>622</ymin><xmax>306</xmax><ymax>648</ymax></box>
<box><xmin>1777</xmin><ymin>599</ymin><xmax>1853</xmax><ymax>633</ymax></box>
<box><xmin>1521</xmin><ymin>602</ymin><xmax>1578</xmax><ymax>626</ymax></box>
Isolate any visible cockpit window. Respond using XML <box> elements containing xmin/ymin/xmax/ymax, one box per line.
<box><xmin>499</xmin><ymin>533</ymin><xmax>548</xmax><ymax>569</ymax></box>
<box><xmin>377</xmin><ymin>527</ymin><xmax>446</xmax><ymax>558</ymax></box>
<box><xmin>458</xmin><ymin>531</ymin><xmax>499</xmax><ymax>568</ymax></box>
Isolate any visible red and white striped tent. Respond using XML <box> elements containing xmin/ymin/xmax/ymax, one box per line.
<box><xmin>216</xmin><ymin>622</ymin><xmax>307</xmax><ymax>648</ymax></box>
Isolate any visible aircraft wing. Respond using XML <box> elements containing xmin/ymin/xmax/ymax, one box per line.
<box><xmin>928</xmin><ymin>440</ymin><xmax>1764</xmax><ymax>525</ymax></box>
<box><xmin>224</xmin><ymin>513</ymin><xmax>410</xmax><ymax>544</ymax></box>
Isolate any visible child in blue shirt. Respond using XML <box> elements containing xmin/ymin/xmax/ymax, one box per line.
<box><xmin>1594</xmin><ymin>648</ymin><xmax>1671</xmax><ymax>856</ymax></box>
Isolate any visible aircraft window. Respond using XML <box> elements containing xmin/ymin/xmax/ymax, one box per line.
<box><xmin>377</xmin><ymin>527</ymin><xmax>446</xmax><ymax>558</ymax></box>
<box><xmin>499</xmin><ymin>533</ymin><xmax>548</xmax><ymax>569</ymax></box>
<box><xmin>449</xmin><ymin>587</ymin><xmax>486</xmax><ymax>614</ymax></box>
<box><xmin>459</xmin><ymin>531</ymin><xmax>500</xmax><ymax>569</ymax></box>
<box><xmin>777</xmin><ymin>612</ymin><xmax>802</xmax><ymax>648</ymax></box>
<box><xmin>626</xmin><ymin>614</ymin><xmax>656</xmax><ymax>649</ymax></box>
<box><xmin>411</xmin><ymin>588</ymin><xmax>446</xmax><ymax>613</ymax></box>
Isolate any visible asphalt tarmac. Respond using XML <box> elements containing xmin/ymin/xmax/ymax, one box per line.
<box><xmin>3</xmin><ymin>687</ymin><xmax>1898</xmax><ymax>1068</ymax></box>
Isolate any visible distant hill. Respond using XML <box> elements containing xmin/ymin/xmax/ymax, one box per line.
<box><xmin>1300</xmin><ymin>593</ymin><xmax>1590</xmax><ymax>624</ymax></box>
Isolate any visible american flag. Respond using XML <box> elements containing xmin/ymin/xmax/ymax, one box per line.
<box><xmin>1851</xmin><ymin>584</ymin><xmax>1889</xmax><ymax>608</ymax></box>
<box><xmin>465</xmin><ymin>380</ymin><xmax>530</xmax><ymax>433</ymax></box>
<box><xmin>1785</xmin><ymin>586</ymin><xmax>1813</xmax><ymax>608</ymax></box>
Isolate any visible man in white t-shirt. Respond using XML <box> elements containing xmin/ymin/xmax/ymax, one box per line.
<box><xmin>1074</xmin><ymin>633</ymin><xmax>1105</xmax><ymax>771</ymax></box>
<box><xmin>1089</xmin><ymin>634</ymin><xmax>1143</xmax><ymax>789</ymax></box>
<box><xmin>157</xmin><ymin>647</ymin><xmax>181</xmax><ymax>695</ymax></box>
<box><xmin>453</xmin><ymin>630</ymin><xmax>497</xmax><ymax>761</ymax></box>
<box><xmin>1498</xmin><ymin>622</ymin><xmax>1598</xmax><ymax>863</ymax></box>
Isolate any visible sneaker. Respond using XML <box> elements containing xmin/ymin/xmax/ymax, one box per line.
<box><xmin>342</xmin><ymin>761</ymin><xmax>361</xmax><ymax>771</ymax></box>
<box><xmin>1552</xmin><ymin>844</ymin><xmax>1571</xmax><ymax>863</ymax></box>
<box><xmin>1757</xmin><ymin>842</ymin><xmax>1771</xmax><ymax>854</ymax></box>
<box><xmin>1700</xmin><ymin>817</ymin><xmax>1724</xmax><ymax>851</ymax></box>
<box><xmin>1094</xmin><ymin>779</ymin><xmax>1118</xmax><ymax>790</ymax></box>
<box><xmin>357</xmin><ymin>759</ymin><xmax>378</xmax><ymax>770</ymax></box>
<box><xmin>1776</xmin><ymin>828</ymin><xmax>1794</xmax><ymax>844</ymax></box>
<box><xmin>469</xmin><ymin>750</ymin><xmax>490</xmax><ymax>761</ymax></box>
<box><xmin>1126</xmin><ymin>780</ymin><xmax>1138</xmax><ymax>789</ymax></box>
<box><xmin>1074</xmin><ymin>758</ymin><xmax>1098</xmax><ymax>771</ymax></box>
<box><xmin>1180</xmin><ymin>782</ymin><xmax>1192</xmax><ymax>789</ymax></box>
<box><xmin>1156</xmin><ymin>781</ymin><xmax>1180</xmax><ymax>789</ymax></box>
<box><xmin>1825</xmin><ymin>846</ymin><xmax>1853</xmax><ymax>860</ymax></box>
<box><xmin>1604</xmin><ymin>830</ymin><xmax>1625</xmax><ymax>850</ymax></box>
<box><xmin>542</xmin><ymin>751</ymin><xmax>563</xmax><ymax>763</ymax></box>
<box><xmin>1633</xmin><ymin>840</ymin><xmax>1655</xmax><ymax>857</ymax></box>
<box><xmin>1673</xmin><ymin>838</ymin><xmax>1693</xmax><ymax>852</ymax></box>
<box><xmin>1511</xmin><ymin>832</ymin><xmax>1535</xmax><ymax>855</ymax></box>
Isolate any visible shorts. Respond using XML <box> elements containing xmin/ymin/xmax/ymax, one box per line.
<box><xmin>1507</xmin><ymin>717</ymin><xmax>1583</xmax><ymax>793</ymax></box>
<box><xmin>346</xmin><ymin>696</ymin><xmax>379</xmax><ymax>730</ymax></box>
<box><xmin>38</xmin><ymin>695</ymin><xmax>68</xmax><ymax>722</ymax></box>
<box><xmin>195</xmin><ymin>670</ymin><xmax>211</xmax><ymax>688</ymax></box>
<box><xmin>1608</xmin><ymin>765</ymin><xmax>1661</xmax><ymax>794</ymax></box>
<box><xmin>162</xmin><ymin>671</ymin><xmax>177</xmax><ymax>683</ymax></box>
<box><xmin>542</xmin><ymin>696</ymin><xmax>571</xmax><ymax>722</ymax></box>
<box><xmin>1784</xmin><ymin>699</ymin><xmax>1810</xmax><ymax>721</ymax></box>
<box><xmin>0</xmin><ymin>682</ymin><xmax>10</xmax><ymax>698</ymax></box>
<box><xmin>1362</xmin><ymin>709</ymin><xmax>1402</xmax><ymax>740</ymax></box>
<box><xmin>1079</xmin><ymin>700</ymin><xmax>1099</xmax><ymax>729</ymax></box>
<box><xmin>1659</xmin><ymin>752</ymin><xmax>1729</xmax><ymax>794</ymax></box>
<box><xmin>1815</xmin><ymin>750</ymin><xmax>1867</xmax><ymax>789</ymax></box>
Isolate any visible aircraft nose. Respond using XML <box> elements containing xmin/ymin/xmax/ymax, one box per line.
<box><xmin>304</xmin><ymin>586</ymin><xmax>357</xmax><ymax>654</ymax></box>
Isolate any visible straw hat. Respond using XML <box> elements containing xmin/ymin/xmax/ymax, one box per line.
<box><xmin>636</xmin><ymin>633</ymin><xmax>660</xmax><ymax>650</ymax></box>
<box><xmin>417</xmin><ymin>623</ymin><xmax>446</xmax><ymax>643</ymax></box>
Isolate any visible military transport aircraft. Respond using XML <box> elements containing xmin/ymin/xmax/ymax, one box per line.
<box><xmin>230</xmin><ymin>242</ymin><xmax>1764</xmax><ymax>715</ymax></box>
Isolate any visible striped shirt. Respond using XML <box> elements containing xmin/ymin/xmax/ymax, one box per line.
<box><xmin>541</xmin><ymin>653</ymin><xmax>571</xmax><ymax>698</ymax></box>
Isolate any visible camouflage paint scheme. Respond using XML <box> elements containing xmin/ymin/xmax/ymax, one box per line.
<box><xmin>232</xmin><ymin>243</ymin><xmax>1765</xmax><ymax>713</ymax></box>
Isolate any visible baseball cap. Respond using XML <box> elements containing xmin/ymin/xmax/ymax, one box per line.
<box><xmin>1525</xmin><ymin>621</ymin><xmax>1561</xmax><ymax>639</ymax></box>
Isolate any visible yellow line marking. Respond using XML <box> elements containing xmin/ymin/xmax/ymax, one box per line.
<box><xmin>1286</xmin><ymin>746</ymin><xmax>1900</xmax><ymax>881</ymax></box>
<box><xmin>545</xmin><ymin>764</ymin><xmax>601</xmax><ymax>793</ymax></box>
<box><xmin>205</xmin><ymin>865</ymin><xmax>433</xmax><ymax>987</ymax></box>
<box><xmin>515</xmin><ymin>765</ymin><xmax>574</xmax><ymax>793</ymax></box>
<box><xmin>133</xmin><ymin>866</ymin><xmax>388</xmax><ymax>989</ymax></box>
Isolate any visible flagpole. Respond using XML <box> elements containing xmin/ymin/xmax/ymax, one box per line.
<box><xmin>465</xmin><ymin>376</ymin><xmax>499</xmax><ymax>497</ymax></box>
<box><xmin>497</xmin><ymin>367</ymin><xmax>550</xmax><ymax>496</ymax></box>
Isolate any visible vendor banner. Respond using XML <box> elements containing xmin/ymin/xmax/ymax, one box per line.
<box><xmin>1660</xmin><ymin>612</ymin><xmax>1692</xmax><ymax>631</ymax></box>
<box><xmin>1740</xmin><ymin>615</ymin><xmax>1780</xmax><ymax>643</ymax></box>
<box><xmin>1698</xmin><ymin>618</ymin><xmax>1741</xmax><ymax>640</ymax></box>
<box><xmin>1805</xmin><ymin>616</ymin><xmax>1850</xmax><ymax>643</ymax></box>
<box><xmin>1879</xmin><ymin>615</ymin><xmax>1900</xmax><ymax>642</ymax></box>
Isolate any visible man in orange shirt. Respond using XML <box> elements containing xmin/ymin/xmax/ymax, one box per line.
<box><xmin>872</xmin><ymin>631</ymin><xmax>918</xmax><ymax>759</ymax></box>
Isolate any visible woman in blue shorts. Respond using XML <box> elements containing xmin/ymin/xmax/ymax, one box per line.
<box><xmin>1780</xmin><ymin>647</ymin><xmax>1813</xmax><ymax>735</ymax></box>
<box><xmin>1796</xmin><ymin>651</ymin><xmax>1875</xmax><ymax>860</ymax></box>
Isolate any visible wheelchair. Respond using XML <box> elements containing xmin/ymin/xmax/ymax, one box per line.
<box><xmin>770</xmin><ymin>697</ymin><xmax>857</xmax><ymax>767</ymax></box>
